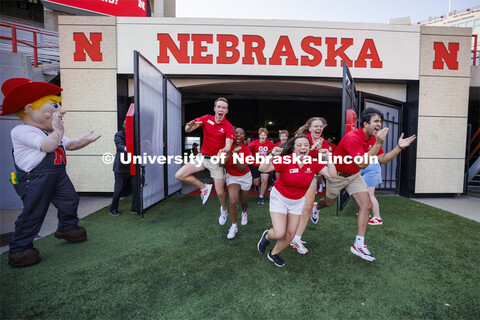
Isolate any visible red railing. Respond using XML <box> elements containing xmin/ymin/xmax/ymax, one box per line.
<box><xmin>472</xmin><ymin>34</ymin><xmax>478</xmax><ymax>66</ymax></box>
<box><xmin>0</xmin><ymin>21</ymin><xmax>59</xmax><ymax>67</ymax></box>
<box><xmin>470</xmin><ymin>127</ymin><xmax>480</xmax><ymax>159</ymax></box>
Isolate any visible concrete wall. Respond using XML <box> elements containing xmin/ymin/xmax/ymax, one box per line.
<box><xmin>415</xmin><ymin>26</ymin><xmax>472</xmax><ymax>193</ymax></box>
<box><xmin>0</xmin><ymin>51</ymin><xmax>43</xmax><ymax>209</ymax></box>
<box><xmin>58</xmin><ymin>16</ymin><xmax>117</xmax><ymax>192</ymax></box>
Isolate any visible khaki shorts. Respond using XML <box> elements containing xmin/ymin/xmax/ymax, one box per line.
<box><xmin>226</xmin><ymin>171</ymin><xmax>252</xmax><ymax>191</ymax></box>
<box><xmin>326</xmin><ymin>172</ymin><xmax>367</xmax><ymax>199</ymax></box>
<box><xmin>199</xmin><ymin>157</ymin><xmax>225</xmax><ymax>179</ymax></box>
<box><xmin>269</xmin><ymin>187</ymin><xmax>305</xmax><ymax>215</ymax></box>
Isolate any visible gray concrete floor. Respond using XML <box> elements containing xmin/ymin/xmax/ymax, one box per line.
<box><xmin>412</xmin><ymin>195</ymin><xmax>480</xmax><ymax>222</ymax></box>
<box><xmin>0</xmin><ymin>197</ymin><xmax>111</xmax><ymax>254</ymax></box>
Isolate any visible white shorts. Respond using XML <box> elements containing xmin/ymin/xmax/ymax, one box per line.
<box><xmin>199</xmin><ymin>156</ymin><xmax>225</xmax><ymax>179</ymax></box>
<box><xmin>226</xmin><ymin>171</ymin><xmax>253</xmax><ymax>191</ymax></box>
<box><xmin>269</xmin><ymin>186</ymin><xmax>305</xmax><ymax>216</ymax></box>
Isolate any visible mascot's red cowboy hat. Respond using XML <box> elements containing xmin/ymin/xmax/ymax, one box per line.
<box><xmin>1</xmin><ymin>78</ymin><xmax>63</xmax><ymax>116</ymax></box>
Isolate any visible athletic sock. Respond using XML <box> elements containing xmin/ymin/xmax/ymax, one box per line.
<box><xmin>293</xmin><ymin>234</ymin><xmax>301</xmax><ymax>242</ymax></box>
<box><xmin>232</xmin><ymin>223</ymin><xmax>237</xmax><ymax>227</ymax></box>
<box><xmin>355</xmin><ymin>235</ymin><xmax>364</xmax><ymax>248</ymax></box>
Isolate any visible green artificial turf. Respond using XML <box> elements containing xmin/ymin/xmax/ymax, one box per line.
<box><xmin>1</xmin><ymin>195</ymin><xmax>479</xmax><ymax>319</ymax></box>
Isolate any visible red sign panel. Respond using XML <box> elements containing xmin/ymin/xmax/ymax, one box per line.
<box><xmin>45</xmin><ymin>0</ymin><xmax>148</xmax><ymax>17</ymax></box>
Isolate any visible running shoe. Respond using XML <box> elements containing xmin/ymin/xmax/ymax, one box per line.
<box><xmin>109</xmin><ymin>210</ymin><xmax>120</xmax><ymax>217</ymax></box>
<box><xmin>219</xmin><ymin>208</ymin><xmax>228</xmax><ymax>225</ymax></box>
<box><xmin>241</xmin><ymin>211</ymin><xmax>248</xmax><ymax>225</ymax></box>
<box><xmin>350</xmin><ymin>244</ymin><xmax>376</xmax><ymax>262</ymax></box>
<box><xmin>227</xmin><ymin>225</ymin><xmax>238</xmax><ymax>239</ymax></box>
<box><xmin>200</xmin><ymin>183</ymin><xmax>213</xmax><ymax>205</ymax></box>
<box><xmin>267</xmin><ymin>250</ymin><xmax>286</xmax><ymax>267</ymax></box>
<box><xmin>258</xmin><ymin>197</ymin><xmax>265</xmax><ymax>205</ymax></box>
<box><xmin>310</xmin><ymin>202</ymin><xmax>319</xmax><ymax>224</ymax></box>
<box><xmin>368</xmin><ymin>217</ymin><xmax>383</xmax><ymax>225</ymax></box>
<box><xmin>257</xmin><ymin>230</ymin><xmax>270</xmax><ymax>254</ymax></box>
<box><xmin>290</xmin><ymin>238</ymin><xmax>309</xmax><ymax>254</ymax></box>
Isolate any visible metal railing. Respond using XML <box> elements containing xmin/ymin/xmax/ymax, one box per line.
<box><xmin>0</xmin><ymin>20</ymin><xmax>59</xmax><ymax>67</ymax></box>
<box><xmin>472</xmin><ymin>34</ymin><xmax>478</xmax><ymax>66</ymax></box>
<box><xmin>469</xmin><ymin>127</ymin><xmax>480</xmax><ymax>160</ymax></box>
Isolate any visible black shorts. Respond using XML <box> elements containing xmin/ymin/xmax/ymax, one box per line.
<box><xmin>249</xmin><ymin>165</ymin><xmax>269</xmax><ymax>179</ymax></box>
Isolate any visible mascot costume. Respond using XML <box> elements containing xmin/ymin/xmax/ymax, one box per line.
<box><xmin>1</xmin><ymin>78</ymin><xmax>101</xmax><ymax>268</ymax></box>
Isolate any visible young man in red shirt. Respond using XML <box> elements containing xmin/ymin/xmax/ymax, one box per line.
<box><xmin>175</xmin><ymin>97</ymin><xmax>235</xmax><ymax>225</ymax></box>
<box><xmin>313</xmin><ymin>108</ymin><xmax>416</xmax><ymax>262</ymax></box>
<box><xmin>248</xmin><ymin>128</ymin><xmax>275</xmax><ymax>204</ymax></box>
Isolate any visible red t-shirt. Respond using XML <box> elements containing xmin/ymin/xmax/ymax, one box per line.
<box><xmin>195</xmin><ymin>115</ymin><xmax>235</xmax><ymax>156</ymax></box>
<box><xmin>248</xmin><ymin>139</ymin><xmax>274</xmax><ymax>167</ymax></box>
<box><xmin>225</xmin><ymin>144</ymin><xmax>251</xmax><ymax>176</ymax></box>
<box><xmin>273</xmin><ymin>154</ymin><xmax>326</xmax><ymax>199</ymax></box>
<box><xmin>273</xmin><ymin>141</ymin><xmax>286</xmax><ymax>148</ymax></box>
<box><xmin>305</xmin><ymin>133</ymin><xmax>331</xmax><ymax>159</ymax></box>
<box><xmin>334</xmin><ymin>128</ymin><xmax>384</xmax><ymax>175</ymax></box>
<box><xmin>329</xmin><ymin>143</ymin><xmax>337</xmax><ymax>152</ymax></box>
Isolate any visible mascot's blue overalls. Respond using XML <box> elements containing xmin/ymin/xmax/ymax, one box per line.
<box><xmin>9</xmin><ymin>136</ymin><xmax>80</xmax><ymax>253</ymax></box>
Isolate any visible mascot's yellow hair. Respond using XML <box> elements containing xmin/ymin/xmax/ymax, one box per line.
<box><xmin>16</xmin><ymin>95</ymin><xmax>62</xmax><ymax>118</ymax></box>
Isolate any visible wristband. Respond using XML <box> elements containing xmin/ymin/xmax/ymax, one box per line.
<box><xmin>397</xmin><ymin>144</ymin><xmax>405</xmax><ymax>150</ymax></box>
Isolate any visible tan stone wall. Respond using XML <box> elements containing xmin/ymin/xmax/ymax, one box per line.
<box><xmin>59</xmin><ymin>16</ymin><xmax>117</xmax><ymax>192</ymax></box>
<box><xmin>415</xmin><ymin>26</ymin><xmax>471</xmax><ymax>193</ymax></box>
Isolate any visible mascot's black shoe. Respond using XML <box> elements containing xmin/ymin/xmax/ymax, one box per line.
<box><xmin>9</xmin><ymin>248</ymin><xmax>41</xmax><ymax>268</ymax></box>
<box><xmin>54</xmin><ymin>226</ymin><xmax>87</xmax><ymax>243</ymax></box>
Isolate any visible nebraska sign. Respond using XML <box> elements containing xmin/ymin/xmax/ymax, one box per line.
<box><xmin>114</xmin><ymin>19</ymin><xmax>422</xmax><ymax>79</ymax></box>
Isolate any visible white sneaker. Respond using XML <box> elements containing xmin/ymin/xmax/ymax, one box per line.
<box><xmin>241</xmin><ymin>211</ymin><xmax>248</xmax><ymax>225</ymax></box>
<box><xmin>368</xmin><ymin>217</ymin><xmax>383</xmax><ymax>225</ymax></box>
<box><xmin>200</xmin><ymin>183</ymin><xmax>213</xmax><ymax>205</ymax></box>
<box><xmin>290</xmin><ymin>238</ymin><xmax>309</xmax><ymax>254</ymax></box>
<box><xmin>310</xmin><ymin>202</ymin><xmax>319</xmax><ymax>224</ymax></box>
<box><xmin>350</xmin><ymin>244</ymin><xmax>376</xmax><ymax>262</ymax></box>
<box><xmin>219</xmin><ymin>208</ymin><xmax>228</xmax><ymax>225</ymax></box>
<box><xmin>227</xmin><ymin>224</ymin><xmax>238</xmax><ymax>239</ymax></box>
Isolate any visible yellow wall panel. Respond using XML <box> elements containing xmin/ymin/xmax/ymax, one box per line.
<box><xmin>419</xmin><ymin>33</ymin><xmax>472</xmax><ymax>77</ymax></box>
<box><xmin>415</xmin><ymin>159</ymin><xmax>465</xmax><ymax>193</ymax></box>
<box><xmin>66</xmin><ymin>155</ymin><xmax>115</xmax><ymax>192</ymax></box>
<box><xmin>60</xmin><ymin>69</ymin><xmax>117</xmax><ymax>112</ymax></box>
<box><xmin>63</xmin><ymin>112</ymin><xmax>117</xmax><ymax>156</ymax></box>
<box><xmin>418</xmin><ymin>77</ymin><xmax>469</xmax><ymax>117</ymax></box>
<box><xmin>59</xmin><ymin>24</ymin><xmax>116</xmax><ymax>69</ymax></box>
<box><xmin>416</xmin><ymin>117</ymin><xmax>467</xmax><ymax>158</ymax></box>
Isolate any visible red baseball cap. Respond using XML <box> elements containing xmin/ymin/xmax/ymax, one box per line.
<box><xmin>1</xmin><ymin>78</ymin><xmax>63</xmax><ymax>116</ymax></box>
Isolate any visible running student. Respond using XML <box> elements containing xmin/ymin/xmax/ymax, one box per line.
<box><xmin>256</xmin><ymin>135</ymin><xmax>337</xmax><ymax>267</ymax></box>
<box><xmin>289</xmin><ymin>117</ymin><xmax>332</xmax><ymax>255</ymax></box>
<box><xmin>175</xmin><ymin>97</ymin><xmax>235</xmax><ymax>224</ymax></box>
<box><xmin>274</xmin><ymin>130</ymin><xmax>289</xmax><ymax>181</ymax></box>
<box><xmin>248</xmin><ymin>128</ymin><xmax>274</xmax><ymax>205</ymax></box>
<box><xmin>312</xmin><ymin>107</ymin><xmax>416</xmax><ymax>262</ymax></box>
<box><xmin>220</xmin><ymin>128</ymin><xmax>252</xmax><ymax>239</ymax></box>
<box><xmin>274</xmin><ymin>130</ymin><xmax>289</xmax><ymax>148</ymax></box>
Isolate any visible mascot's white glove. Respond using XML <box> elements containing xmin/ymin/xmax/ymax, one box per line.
<box><xmin>40</xmin><ymin>111</ymin><xmax>64</xmax><ymax>153</ymax></box>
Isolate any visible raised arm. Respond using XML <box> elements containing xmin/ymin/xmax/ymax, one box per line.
<box><xmin>66</xmin><ymin>131</ymin><xmax>101</xmax><ymax>151</ymax></box>
<box><xmin>185</xmin><ymin>120</ymin><xmax>202</xmax><ymax>133</ymax></box>
<box><xmin>40</xmin><ymin>111</ymin><xmax>64</xmax><ymax>153</ymax></box>
<box><xmin>377</xmin><ymin>133</ymin><xmax>416</xmax><ymax>164</ymax></box>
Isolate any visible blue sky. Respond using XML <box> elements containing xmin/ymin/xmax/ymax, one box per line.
<box><xmin>176</xmin><ymin>0</ymin><xmax>479</xmax><ymax>24</ymax></box>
